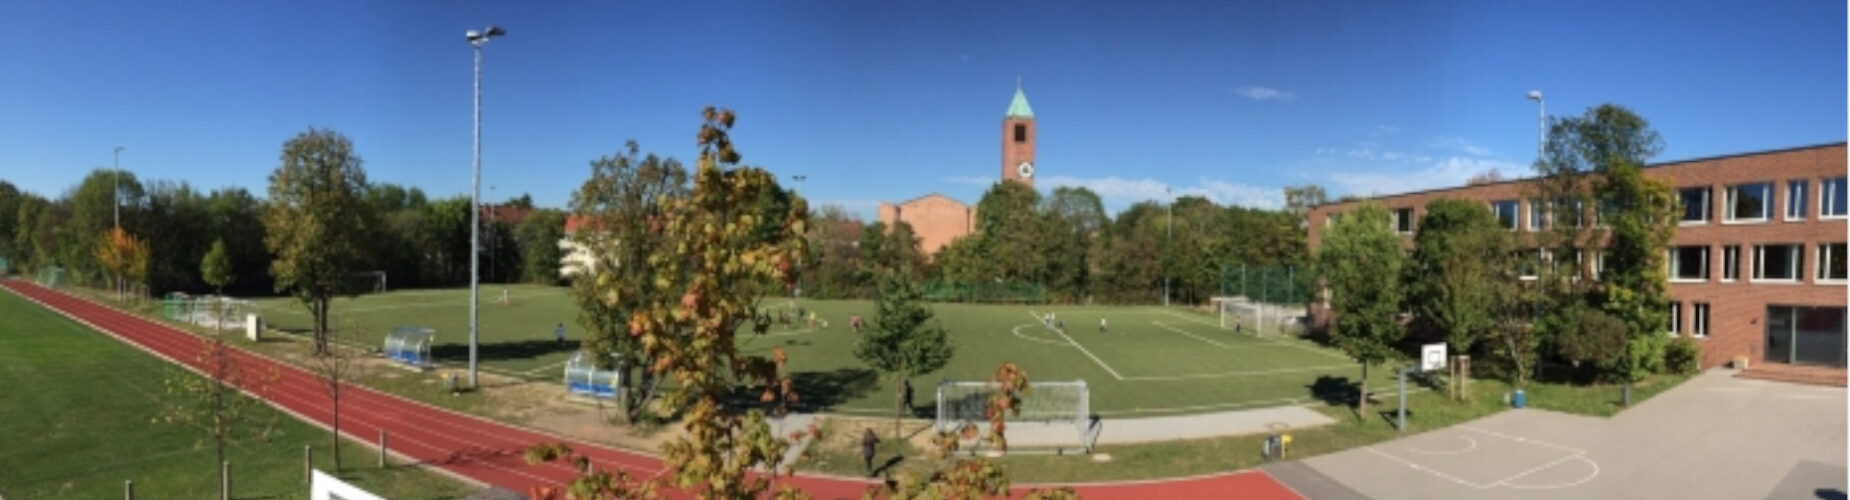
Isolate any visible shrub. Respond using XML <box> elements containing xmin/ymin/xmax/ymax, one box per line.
<box><xmin>1622</xmin><ymin>335</ymin><xmax>1666</xmax><ymax>381</ymax></box>
<box><xmin>1552</xmin><ymin>305</ymin><xmax>1627</xmax><ymax>378</ymax></box>
<box><xmin>1664</xmin><ymin>337</ymin><xmax>1701</xmax><ymax>375</ymax></box>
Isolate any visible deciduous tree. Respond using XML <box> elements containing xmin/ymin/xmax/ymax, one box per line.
<box><xmin>263</xmin><ymin>128</ymin><xmax>374</xmax><ymax>354</ymax></box>
<box><xmin>1316</xmin><ymin>202</ymin><xmax>1406</xmax><ymax>419</ymax></box>
<box><xmin>1407</xmin><ymin>199</ymin><xmax>1514</xmax><ymax>397</ymax></box>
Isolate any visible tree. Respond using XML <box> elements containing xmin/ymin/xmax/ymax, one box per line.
<box><xmin>624</xmin><ymin>108</ymin><xmax>810</xmax><ymax>498</ymax></box>
<box><xmin>973</xmin><ymin>181</ymin><xmax>1044</xmax><ymax>283</ymax></box>
<box><xmin>201</xmin><ymin>238</ymin><xmax>235</xmax><ymax>294</ymax></box>
<box><xmin>1533</xmin><ymin>104</ymin><xmax>1675</xmax><ymax>383</ymax></box>
<box><xmin>263</xmin><ymin>128</ymin><xmax>375</xmax><ymax>354</ymax></box>
<box><xmin>1284</xmin><ymin>184</ymin><xmax>1329</xmax><ymax>227</ymax></box>
<box><xmin>855</xmin><ymin>271</ymin><xmax>955</xmax><ymax>438</ymax></box>
<box><xmin>1407</xmin><ymin>199</ymin><xmax>1514</xmax><ymax>398</ymax></box>
<box><xmin>94</xmin><ymin>227</ymin><xmax>146</xmax><ymax>301</ymax></box>
<box><xmin>154</xmin><ymin>331</ymin><xmax>280</xmax><ymax>492</ymax></box>
<box><xmin>567</xmin><ymin>140</ymin><xmax>690</xmax><ymax>420</ymax></box>
<box><xmin>1041</xmin><ymin>187</ymin><xmax>1107</xmax><ymax>301</ymax></box>
<box><xmin>0</xmin><ymin>180</ymin><xmax>20</xmax><ymax>264</ymax></box>
<box><xmin>516</xmin><ymin>209</ymin><xmax>567</xmax><ymax>284</ymax></box>
<box><xmin>1466</xmin><ymin>170</ymin><xmax>1506</xmax><ymax>185</ymax></box>
<box><xmin>1316</xmin><ymin>201</ymin><xmax>1406</xmax><ymax>419</ymax></box>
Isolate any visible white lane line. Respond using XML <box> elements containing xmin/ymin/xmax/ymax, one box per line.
<box><xmin>1500</xmin><ymin>455</ymin><xmax>1601</xmax><ymax>490</ymax></box>
<box><xmin>1149</xmin><ymin>321</ymin><xmax>1231</xmax><ymax>348</ymax></box>
<box><xmin>1403</xmin><ymin>434</ymin><xmax>1478</xmax><ymax>455</ymax></box>
<box><xmin>1120</xmin><ymin>363</ymin><xmax>1357</xmax><ymax>381</ymax></box>
<box><xmin>1457</xmin><ymin>426</ymin><xmax>1589</xmax><ymax>455</ymax></box>
<box><xmin>1029</xmin><ymin>310</ymin><xmax>1124</xmax><ymax>381</ymax></box>
<box><xmin>1364</xmin><ymin>446</ymin><xmax>1496</xmax><ymax>489</ymax></box>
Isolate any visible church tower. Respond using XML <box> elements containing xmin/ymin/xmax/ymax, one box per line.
<box><xmin>1001</xmin><ymin>82</ymin><xmax>1035</xmax><ymax>187</ymax></box>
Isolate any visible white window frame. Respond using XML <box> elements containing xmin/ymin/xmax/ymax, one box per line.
<box><xmin>1692</xmin><ymin>302</ymin><xmax>1710</xmax><ymax>338</ymax></box>
<box><xmin>1721</xmin><ymin>245</ymin><xmax>1740</xmax><ymax>282</ymax></box>
<box><xmin>1785</xmin><ymin>179</ymin><xmax>1809</xmax><ymax>221</ymax></box>
<box><xmin>1752</xmin><ymin>244</ymin><xmax>1803</xmax><ymax>283</ymax></box>
<box><xmin>1592</xmin><ymin>250</ymin><xmax>1607</xmax><ymax>282</ymax></box>
<box><xmin>1517</xmin><ymin>248</ymin><xmax>1541</xmax><ymax>281</ymax></box>
<box><xmin>1394</xmin><ymin>208</ymin><xmax>1414</xmax><ymax>235</ymax></box>
<box><xmin>1527</xmin><ymin>200</ymin><xmax>1544</xmax><ymax>231</ymax></box>
<box><xmin>1819</xmin><ymin>243</ymin><xmax>1848</xmax><ymax>284</ymax></box>
<box><xmin>1667</xmin><ymin>302</ymin><xmax>1682</xmax><ymax>337</ymax></box>
<box><xmin>1824</xmin><ymin>177</ymin><xmax>1849</xmax><ymax>219</ymax></box>
<box><xmin>1491</xmin><ymin>200</ymin><xmax>1519</xmax><ymax>231</ymax></box>
<box><xmin>1724</xmin><ymin>182</ymin><xmax>1773</xmax><ymax>224</ymax></box>
<box><xmin>1677</xmin><ymin>186</ymin><xmax>1711</xmax><ymax>225</ymax></box>
<box><xmin>1668</xmin><ymin>245</ymin><xmax>1710</xmax><ymax>282</ymax></box>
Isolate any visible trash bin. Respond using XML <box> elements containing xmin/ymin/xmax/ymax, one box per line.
<box><xmin>1512</xmin><ymin>389</ymin><xmax>1527</xmax><ymax>408</ymax></box>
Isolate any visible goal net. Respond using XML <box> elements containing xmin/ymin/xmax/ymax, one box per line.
<box><xmin>350</xmin><ymin>271</ymin><xmax>387</xmax><ymax>294</ymax></box>
<box><xmin>1215</xmin><ymin>296</ymin><xmax>1304</xmax><ymax>336</ymax></box>
<box><xmin>935</xmin><ymin>380</ymin><xmax>1097</xmax><ymax>454</ymax></box>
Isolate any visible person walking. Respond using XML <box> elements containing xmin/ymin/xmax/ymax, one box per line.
<box><xmin>861</xmin><ymin>428</ymin><xmax>881</xmax><ymax>477</ymax></box>
<box><xmin>555</xmin><ymin>323</ymin><xmax>566</xmax><ymax>346</ymax></box>
<box><xmin>1099</xmin><ymin>317</ymin><xmax>1109</xmax><ymax>333</ymax></box>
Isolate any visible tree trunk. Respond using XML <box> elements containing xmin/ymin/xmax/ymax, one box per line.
<box><xmin>1357</xmin><ymin>362</ymin><xmax>1369</xmax><ymax>421</ymax></box>
<box><xmin>331</xmin><ymin>389</ymin><xmax>341</xmax><ymax>471</ymax></box>
<box><xmin>893</xmin><ymin>375</ymin><xmax>904</xmax><ymax>439</ymax></box>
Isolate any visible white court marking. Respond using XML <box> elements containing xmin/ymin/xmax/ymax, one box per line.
<box><xmin>1402</xmin><ymin>434</ymin><xmax>1478</xmax><ymax>455</ymax></box>
<box><xmin>1028</xmin><ymin>310</ymin><xmax>1125</xmax><ymax>381</ymax></box>
<box><xmin>1010</xmin><ymin>323</ymin><xmax>1074</xmax><ymax>347</ymax></box>
<box><xmin>1149</xmin><ymin>321</ymin><xmax>1232</xmax><ymax>348</ymax></box>
<box><xmin>1364</xmin><ymin>426</ymin><xmax>1600</xmax><ymax>491</ymax></box>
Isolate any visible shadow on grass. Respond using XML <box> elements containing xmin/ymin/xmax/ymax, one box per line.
<box><xmin>722</xmin><ymin>367</ymin><xmax>879</xmax><ymax>414</ymax></box>
<box><xmin>432</xmin><ymin>339</ymin><xmax>579</xmax><ymax>364</ymax></box>
<box><xmin>1308</xmin><ymin>375</ymin><xmax>1358</xmax><ymax>407</ymax></box>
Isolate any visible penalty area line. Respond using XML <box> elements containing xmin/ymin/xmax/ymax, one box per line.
<box><xmin>1029</xmin><ymin>310</ymin><xmax>1125</xmax><ymax>381</ymax></box>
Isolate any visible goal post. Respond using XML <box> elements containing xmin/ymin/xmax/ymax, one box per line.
<box><xmin>935</xmin><ymin>380</ymin><xmax>1096</xmax><ymax>454</ymax></box>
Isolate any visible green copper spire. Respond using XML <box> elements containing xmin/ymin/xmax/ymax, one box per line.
<box><xmin>1006</xmin><ymin>79</ymin><xmax>1034</xmax><ymax>118</ymax></box>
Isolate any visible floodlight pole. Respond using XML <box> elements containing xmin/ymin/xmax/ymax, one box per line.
<box><xmin>1164</xmin><ymin>187</ymin><xmax>1172</xmax><ymax>306</ymax></box>
<box><xmin>113</xmin><ymin>146</ymin><xmax>123</xmax><ymax>229</ymax></box>
<box><xmin>1526</xmin><ymin>90</ymin><xmax>1545</xmax><ymax>160</ymax></box>
<box><xmin>792</xmin><ymin>174</ymin><xmax>806</xmax><ymax>298</ymax></box>
<box><xmin>467</xmin><ymin>24</ymin><xmax>505</xmax><ymax>388</ymax></box>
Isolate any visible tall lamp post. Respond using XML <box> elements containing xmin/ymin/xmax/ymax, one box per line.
<box><xmin>466</xmin><ymin>24</ymin><xmax>506</xmax><ymax>389</ymax></box>
<box><xmin>791</xmin><ymin>174</ymin><xmax>806</xmax><ymax>298</ymax></box>
<box><xmin>1525</xmin><ymin>90</ymin><xmax>1544</xmax><ymax>159</ymax></box>
<box><xmin>1164</xmin><ymin>186</ymin><xmax>1172</xmax><ymax>306</ymax></box>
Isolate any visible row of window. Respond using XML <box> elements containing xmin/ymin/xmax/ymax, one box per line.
<box><xmin>1666</xmin><ymin>243</ymin><xmax>1847</xmax><ymax>283</ymax></box>
<box><xmin>1668</xmin><ymin>302</ymin><xmax>1711</xmax><ymax>338</ymax></box>
<box><xmin>1680</xmin><ymin>177</ymin><xmax>1849</xmax><ymax>224</ymax></box>
<box><xmin>1375</xmin><ymin>176</ymin><xmax>1848</xmax><ymax>234</ymax></box>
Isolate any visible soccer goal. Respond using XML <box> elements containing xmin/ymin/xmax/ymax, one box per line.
<box><xmin>351</xmin><ymin>271</ymin><xmax>387</xmax><ymax>294</ymax></box>
<box><xmin>935</xmin><ymin>380</ymin><xmax>1098</xmax><ymax>454</ymax></box>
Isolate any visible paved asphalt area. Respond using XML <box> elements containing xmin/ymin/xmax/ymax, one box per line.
<box><xmin>1265</xmin><ymin>370</ymin><xmax>1846</xmax><ymax>500</ymax></box>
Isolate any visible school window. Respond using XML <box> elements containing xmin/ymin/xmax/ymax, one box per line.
<box><xmin>1528</xmin><ymin>199</ymin><xmax>1546</xmax><ymax>230</ymax></box>
<box><xmin>1786</xmin><ymin>180</ymin><xmax>1809</xmax><ymax>220</ymax></box>
<box><xmin>1594</xmin><ymin>198</ymin><xmax>1618</xmax><ymax>227</ymax></box>
<box><xmin>1692</xmin><ymin>303</ymin><xmax>1710</xmax><ymax>338</ymax></box>
<box><xmin>1669</xmin><ymin>246</ymin><xmax>1710</xmax><ymax>281</ymax></box>
<box><xmin>1725</xmin><ymin>182</ymin><xmax>1773</xmax><ymax>222</ymax></box>
<box><xmin>1013</xmin><ymin>124</ymin><xmax>1027</xmax><ymax>143</ymax></box>
<box><xmin>1819</xmin><ymin>243</ymin><xmax>1848</xmax><ymax>282</ymax></box>
<box><xmin>1677</xmin><ymin>186</ymin><xmax>1710</xmax><ymax>224</ymax></box>
<box><xmin>1516</xmin><ymin>248</ymin><xmax>1540</xmax><ymax>280</ymax></box>
<box><xmin>1492</xmin><ymin>200</ymin><xmax>1519</xmax><ymax>230</ymax></box>
<box><xmin>1593</xmin><ymin>250</ymin><xmax>1607</xmax><ymax>281</ymax></box>
<box><xmin>1722</xmin><ymin>245</ymin><xmax>1740</xmax><ymax>281</ymax></box>
<box><xmin>1754</xmin><ymin>244</ymin><xmax>1803</xmax><ymax>281</ymax></box>
<box><xmin>1555</xmin><ymin>197</ymin><xmax>1584</xmax><ymax>228</ymax></box>
<box><xmin>1824</xmin><ymin>177</ymin><xmax>1848</xmax><ymax>218</ymax></box>
<box><xmin>1394</xmin><ymin>208</ymin><xmax>1414</xmax><ymax>234</ymax></box>
<box><xmin>1668</xmin><ymin>302</ymin><xmax>1684</xmax><ymax>336</ymax></box>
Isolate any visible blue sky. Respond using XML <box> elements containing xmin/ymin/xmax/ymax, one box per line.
<box><xmin>2</xmin><ymin>1</ymin><xmax>1842</xmax><ymax>219</ymax></box>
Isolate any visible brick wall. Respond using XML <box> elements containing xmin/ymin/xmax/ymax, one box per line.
<box><xmin>878</xmin><ymin>194</ymin><xmax>976</xmax><ymax>259</ymax></box>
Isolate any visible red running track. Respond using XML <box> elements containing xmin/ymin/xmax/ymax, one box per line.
<box><xmin>3</xmin><ymin>280</ymin><xmax>1304</xmax><ymax>500</ymax></box>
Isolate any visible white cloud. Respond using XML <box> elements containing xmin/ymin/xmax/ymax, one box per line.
<box><xmin>1430</xmin><ymin>135</ymin><xmax>1492</xmax><ymax>156</ymax></box>
<box><xmin>1234</xmin><ymin>86</ymin><xmax>1295</xmax><ymax>101</ymax></box>
<box><xmin>1039</xmin><ymin>175</ymin><xmax>1283</xmax><ymax>212</ymax></box>
<box><xmin>1324</xmin><ymin>157</ymin><xmax>1525</xmax><ymax>198</ymax></box>
<box><xmin>943</xmin><ymin>175</ymin><xmax>994</xmax><ymax>186</ymax></box>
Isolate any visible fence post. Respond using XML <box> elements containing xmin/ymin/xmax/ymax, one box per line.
<box><xmin>221</xmin><ymin>461</ymin><xmax>231</xmax><ymax>500</ymax></box>
<box><xmin>124</xmin><ymin>479</ymin><xmax>133</xmax><ymax>500</ymax></box>
<box><xmin>305</xmin><ymin>445</ymin><xmax>313</xmax><ymax>483</ymax></box>
<box><xmin>380</xmin><ymin>429</ymin><xmax>388</xmax><ymax>468</ymax></box>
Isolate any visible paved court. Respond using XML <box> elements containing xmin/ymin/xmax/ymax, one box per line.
<box><xmin>1269</xmin><ymin>370</ymin><xmax>1847</xmax><ymax>500</ymax></box>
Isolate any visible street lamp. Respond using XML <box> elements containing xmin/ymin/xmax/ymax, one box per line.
<box><xmin>1525</xmin><ymin>90</ymin><xmax>1544</xmax><ymax>159</ymax></box>
<box><xmin>113</xmin><ymin>146</ymin><xmax>123</xmax><ymax>229</ymax></box>
<box><xmin>1164</xmin><ymin>186</ymin><xmax>1172</xmax><ymax>307</ymax></box>
<box><xmin>466</xmin><ymin>24</ymin><xmax>506</xmax><ymax>389</ymax></box>
<box><xmin>791</xmin><ymin>174</ymin><xmax>806</xmax><ymax>298</ymax></box>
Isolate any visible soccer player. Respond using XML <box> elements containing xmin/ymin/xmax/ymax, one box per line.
<box><xmin>1099</xmin><ymin>317</ymin><xmax>1108</xmax><ymax>333</ymax></box>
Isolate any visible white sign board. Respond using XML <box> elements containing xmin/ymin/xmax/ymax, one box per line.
<box><xmin>1421</xmin><ymin>343</ymin><xmax>1448</xmax><ymax>371</ymax></box>
<box><xmin>311</xmin><ymin>468</ymin><xmax>387</xmax><ymax>500</ymax></box>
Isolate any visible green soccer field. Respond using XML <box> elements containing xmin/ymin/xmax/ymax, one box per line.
<box><xmin>254</xmin><ymin>285</ymin><xmax>1395</xmax><ymax>417</ymax></box>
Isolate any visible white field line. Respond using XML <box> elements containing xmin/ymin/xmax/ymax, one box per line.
<box><xmin>1365</xmin><ymin>447</ymin><xmax>1497</xmax><ymax>489</ymax></box>
<box><xmin>1149</xmin><ymin>321</ymin><xmax>1231</xmax><ymax>348</ymax></box>
<box><xmin>1120</xmin><ymin>363</ymin><xmax>1359</xmax><ymax>381</ymax></box>
<box><xmin>1501</xmin><ymin>455</ymin><xmax>1600</xmax><ymax>490</ymax></box>
<box><xmin>1028</xmin><ymin>310</ymin><xmax>1124</xmax><ymax>381</ymax></box>
<box><xmin>1010</xmin><ymin>324</ymin><xmax>1074</xmax><ymax>346</ymax></box>
<box><xmin>1162</xmin><ymin>309</ymin><xmax>1350</xmax><ymax>360</ymax></box>
<box><xmin>1457</xmin><ymin>425</ymin><xmax>1589</xmax><ymax>454</ymax></box>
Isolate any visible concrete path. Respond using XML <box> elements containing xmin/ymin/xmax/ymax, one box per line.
<box><xmin>1278</xmin><ymin>370</ymin><xmax>1847</xmax><ymax>500</ymax></box>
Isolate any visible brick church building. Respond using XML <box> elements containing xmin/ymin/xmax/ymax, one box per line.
<box><xmin>878</xmin><ymin>85</ymin><xmax>1038</xmax><ymax>258</ymax></box>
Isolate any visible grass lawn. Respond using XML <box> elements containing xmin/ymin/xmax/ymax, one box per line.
<box><xmin>247</xmin><ymin>286</ymin><xmax>1398</xmax><ymax>418</ymax></box>
<box><xmin>0</xmin><ymin>290</ymin><xmax>476</xmax><ymax>499</ymax></box>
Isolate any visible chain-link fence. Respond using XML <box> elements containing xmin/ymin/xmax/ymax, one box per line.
<box><xmin>920</xmin><ymin>279</ymin><xmax>1047</xmax><ymax>304</ymax></box>
<box><xmin>1220</xmin><ymin>263</ymin><xmax>1313</xmax><ymax>306</ymax></box>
